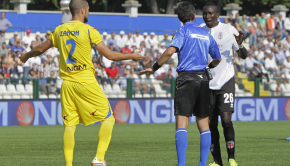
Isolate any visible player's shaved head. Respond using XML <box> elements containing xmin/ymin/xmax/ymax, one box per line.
<box><xmin>69</xmin><ymin>0</ymin><xmax>88</xmax><ymax>16</ymax></box>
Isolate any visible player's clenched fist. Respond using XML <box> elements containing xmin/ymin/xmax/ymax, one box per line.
<box><xmin>132</xmin><ymin>50</ymin><xmax>144</xmax><ymax>61</ymax></box>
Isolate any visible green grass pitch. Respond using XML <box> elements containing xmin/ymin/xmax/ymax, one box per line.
<box><xmin>0</xmin><ymin>121</ymin><xmax>289</xmax><ymax>166</ymax></box>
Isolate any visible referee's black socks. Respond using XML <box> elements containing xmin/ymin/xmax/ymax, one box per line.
<box><xmin>222</xmin><ymin>121</ymin><xmax>235</xmax><ymax>160</ymax></box>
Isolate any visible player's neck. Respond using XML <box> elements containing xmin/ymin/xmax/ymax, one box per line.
<box><xmin>71</xmin><ymin>16</ymin><xmax>84</xmax><ymax>23</ymax></box>
<box><xmin>211</xmin><ymin>21</ymin><xmax>219</xmax><ymax>28</ymax></box>
<box><xmin>183</xmin><ymin>20</ymin><xmax>194</xmax><ymax>25</ymax></box>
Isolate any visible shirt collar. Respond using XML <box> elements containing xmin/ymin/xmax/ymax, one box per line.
<box><xmin>185</xmin><ymin>21</ymin><xmax>195</xmax><ymax>25</ymax></box>
<box><xmin>209</xmin><ymin>22</ymin><xmax>222</xmax><ymax>30</ymax></box>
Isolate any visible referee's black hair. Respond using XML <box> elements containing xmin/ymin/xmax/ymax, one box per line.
<box><xmin>176</xmin><ymin>1</ymin><xmax>196</xmax><ymax>23</ymax></box>
<box><xmin>69</xmin><ymin>0</ymin><xmax>88</xmax><ymax>17</ymax></box>
<box><xmin>204</xmin><ymin>2</ymin><xmax>219</xmax><ymax>14</ymax></box>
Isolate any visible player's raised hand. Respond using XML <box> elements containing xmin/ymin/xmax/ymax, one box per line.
<box><xmin>132</xmin><ymin>51</ymin><xmax>144</xmax><ymax>61</ymax></box>
<box><xmin>234</xmin><ymin>30</ymin><xmax>244</xmax><ymax>45</ymax></box>
<box><xmin>138</xmin><ymin>68</ymin><xmax>154</xmax><ymax>75</ymax></box>
<box><xmin>19</xmin><ymin>53</ymin><xmax>29</xmax><ymax>63</ymax></box>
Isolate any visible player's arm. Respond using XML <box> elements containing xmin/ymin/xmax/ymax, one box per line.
<box><xmin>95</xmin><ymin>42</ymin><xmax>143</xmax><ymax>61</ymax></box>
<box><xmin>138</xmin><ymin>46</ymin><xmax>176</xmax><ymax>75</ymax></box>
<box><xmin>138</xmin><ymin>28</ymin><xmax>182</xmax><ymax>75</ymax></box>
<box><xmin>19</xmin><ymin>40</ymin><xmax>53</xmax><ymax>63</ymax></box>
<box><xmin>156</xmin><ymin>46</ymin><xmax>176</xmax><ymax>66</ymax></box>
<box><xmin>234</xmin><ymin>30</ymin><xmax>247</xmax><ymax>59</ymax></box>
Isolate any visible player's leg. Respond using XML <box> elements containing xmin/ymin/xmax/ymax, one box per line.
<box><xmin>209</xmin><ymin>115</ymin><xmax>223</xmax><ymax>166</ymax></box>
<box><xmin>63</xmin><ymin>125</ymin><xmax>76</xmax><ymax>166</ymax></box>
<box><xmin>196</xmin><ymin>116</ymin><xmax>211</xmax><ymax>166</ymax></box>
<box><xmin>61</xmin><ymin>81</ymin><xmax>80</xmax><ymax>166</ymax></box>
<box><xmin>95</xmin><ymin>113</ymin><xmax>115</xmax><ymax>162</ymax></box>
<box><xmin>73</xmin><ymin>81</ymin><xmax>115</xmax><ymax>165</ymax></box>
<box><xmin>219</xmin><ymin>77</ymin><xmax>237</xmax><ymax>166</ymax></box>
<box><xmin>175</xmin><ymin>115</ymin><xmax>189</xmax><ymax>166</ymax></box>
<box><xmin>220</xmin><ymin>112</ymin><xmax>237</xmax><ymax>166</ymax></box>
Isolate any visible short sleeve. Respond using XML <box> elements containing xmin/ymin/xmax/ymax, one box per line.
<box><xmin>169</xmin><ymin>28</ymin><xmax>185</xmax><ymax>51</ymax></box>
<box><xmin>208</xmin><ymin>54</ymin><xmax>213</xmax><ymax>62</ymax></box>
<box><xmin>226</xmin><ymin>24</ymin><xmax>239</xmax><ymax>36</ymax></box>
<box><xmin>49</xmin><ymin>29</ymin><xmax>58</xmax><ymax>48</ymax></box>
<box><xmin>88</xmin><ymin>26</ymin><xmax>102</xmax><ymax>47</ymax></box>
<box><xmin>209</xmin><ymin>35</ymin><xmax>221</xmax><ymax>60</ymax></box>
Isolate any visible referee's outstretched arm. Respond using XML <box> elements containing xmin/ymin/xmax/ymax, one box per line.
<box><xmin>138</xmin><ymin>46</ymin><xmax>177</xmax><ymax>75</ymax></box>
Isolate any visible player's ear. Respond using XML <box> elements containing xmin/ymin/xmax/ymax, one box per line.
<box><xmin>80</xmin><ymin>7</ymin><xmax>85</xmax><ymax>15</ymax></box>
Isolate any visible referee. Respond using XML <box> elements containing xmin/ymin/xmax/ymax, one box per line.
<box><xmin>138</xmin><ymin>2</ymin><xmax>221</xmax><ymax>166</ymax></box>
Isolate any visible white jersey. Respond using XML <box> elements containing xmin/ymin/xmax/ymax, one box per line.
<box><xmin>202</xmin><ymin>22</ymin><xmax>239</xmax><ymax>90</ymax></box>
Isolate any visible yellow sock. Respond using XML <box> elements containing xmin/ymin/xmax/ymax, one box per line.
<box><xmin>63</xmin><ymin>125</ymin><xmax>76</xmax><ymax>166</ymax></box>
<box><xmin>96</xmin><ymin>115</ymin><xmax>115</xmax><ymax>161</ymax></box>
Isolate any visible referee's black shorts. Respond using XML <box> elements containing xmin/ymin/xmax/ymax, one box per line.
<box><xmin>174</xmin><ymin>71</ymin><xmax>210</xmax><ymax>117</ymax></box>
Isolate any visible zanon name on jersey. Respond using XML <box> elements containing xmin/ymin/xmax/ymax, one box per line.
<box><xmin>202</xmin><ymin>23</ymin><xmax>239</xmax><ymax>90</ymax></box>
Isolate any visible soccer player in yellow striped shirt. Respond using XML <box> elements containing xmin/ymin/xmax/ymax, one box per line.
<box><xmin>19</xmin><ymin>0</ymin><xmax>143</xmax><ymax>165</ymax></box>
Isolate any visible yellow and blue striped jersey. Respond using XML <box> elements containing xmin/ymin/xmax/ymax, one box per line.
<box><xmin>49</xmin><ymin>20</ymin><xmax>102</xmax><ymax>84</ymax></box>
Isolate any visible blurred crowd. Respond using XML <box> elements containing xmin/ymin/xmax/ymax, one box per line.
<box><xmin>225</xmin><ymin>12</ymin><xmax>290</xmax><ymax>92</ymax></box>
<box><xmin>0</xmin><ymin>13</ymin><xmax>177</xmax><ymax>96</ymax></box>
<box><xmin>3</xmin><ymin>10</ymin><xmax>290</xmax><ymax>96</ymax></box>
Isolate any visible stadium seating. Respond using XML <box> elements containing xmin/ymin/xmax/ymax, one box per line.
<box><xmin>235</xmin><ymin>84</ymin><xmax>244</xmax><ymax>97</ymax></box>
<box><xmin>103</xmin><ymin>84</ymin><xmax>114</xmax><ymax>95</ymax></box>
<box><xmin>39</xmin><ymin>94</ymin><xmax>48</xmax><ymax>99</ymax></box>
<box><xmin>112</xmin><ymin>84</ymin><xmax>125</xmax><ymax>95</ymax></box>
<box><xmin>134</xmin><ymin>94</ymin><xmax>143</xmax><ymax>98</ymax></box>
<box><xmin>235</xmin><ymin>93</ymin><xmax>245</xmax><ymax>97</ymax></box>
<box><xmin>48</xmin><ymin>94</ymin><xmax>57</xmax><ymax>99</ymax></box>
<box><xmin>143</xmin><ymin>94</ymin><xmax>151</xmax><ymax>98</ymax></box>
<box><xmin>25</xmin><ymin>84</ymin><xmax>33</xmax><ymax>95</ymax></box>
<box><xmin>0</xmin><ymin>85</ymin><xmax>9</xmax><ymax>96</ymax></box>
<box><xmin>21</xmin><ymin>95</ymin><xmax>31</xmax><ymax>99</ymax></box>
<box><xmin>3</xmin><ymin>95</ymin><xmax>12</xmax><ymax>99</ymax></box>
<box><xmin>12</xmin><ymin>95</ymin><xmax>21</xmax><ymax>99</ymax></box>
<box><xmin>117</xmin><ymin>94</ymin><xmax>126</xmax><ymax>98</ymax></box>
<box><xmin>153</xmin><ymin>84</ymin><xmax>167</xmax><ymax>96</ymax></box>
<box><xmin>158</xmin><ymin>93</ymin><xmax>167</xmax><ymax>98</ymax></box>
<box><xmin>244</xmin><ymin>92</ymin><xmax>253</xmax><ymax>97</ymax></box>
<box><xmin>16</xmin><ymin>84</ymin><xmax>30</xmax><ymax>95</ymax></box>
<box><xmin>270</xmin><ymin>83</ymin><xmax>278</xmax><ymax>92</ymax></box>
<box><xmin>109</xmin><ymin>94</ymin><xmax>118</xmax><ymax>98</ymax></box>
<box><xmin>7</xmin><ymin>85</ymin><xmax>21</xmax><ymax>95</ymax></box>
